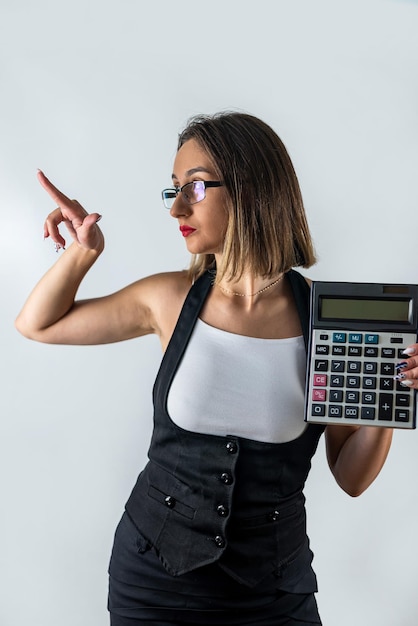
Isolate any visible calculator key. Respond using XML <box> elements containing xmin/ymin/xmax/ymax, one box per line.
<box><xmin>380</xmin><ymin>378</ymin><xmax>394</xmax><ymax>391</ymax></box>
<box><xmin>312</xmin><ymin>389</ymin><xmax>326</xmax><ymax>402</ymax></box>
<box><xmin>312</xmin><ymin>404</ymin><xmax>326</xmax><ymax>417</ymax></box>
<box><xmin>313</xmin><ymin>374</ymin><xmax>327</xmax><ymax>386</ymax></box>
<box><xmin>346</xmin><ymin>391</ymin><xmax>359</xmax><ymax>403</ymax></box>
<box><xmin>362</xmin><ymin>392</ymin><xmax>376</xmax><ymax>404</ymax></box>
<box><xmin>361</xmin><ymin>407</ymin><xmax>376</xmax><ymax>420</ymax></box>
<box><xmin>382</xmin><ymin>347</ymin><xmax>395</xmax><ymax>358</ymax></box>
<box><xmin>320</xmin><ymin>334</ymin><xmax>329</xmax><ymax>340</ymax></box>
<box><xmin>332</xmin><ymin>345</ymin><xmax>346</xmax><ymax>356</ymax></box>
<box><xmin>364</xmin><ymin>347</ymin><xmax>378</xmax><ymax>357</ymax></box>
<box><xmin>396</xmin><ymin>394</ymin><xmax>410</xmax><ymax>407</ymax></box>
<box><xmin>348</xmin><ymin>346</ymin><xmax>362</xmax><ymax>356</ymax></box>
<box><xmin>329</xmin><ymin>390</ymin><xmax>343</xmax><ymax>402</ymax></box>
<box><xmin>331</xmin><ymin>360</ymin><xmax>345</xmax><ymax>372</ymax></box>
<box><xmin>315</xmin><ymin>345</ymin><xmax>329</xmax><ymax>355</ymax></box>
<box><xmin>328</xmin><ymin>405</ymin><xmax>343</xmax><ymax>418</ymax></box>
<box><xmin>365</xmin><ymin>334</ymin><xmax>379</xmax><ymax>344</ymax></box>
<box><xmin>344</xmin><ymin>407</ymin><xmax>359</xmax><ymax>419</ymax></box>
<box><xmin>332</xmin><ymin>333</ymin><xmax>346</xmax><ymax>343</ymax></box>
<box><xmin>347</xmin><ymin>376</ymin><xmax>361</xmax><ymax>388</ymax></box>
<box><xmin>395</xmin><ymin>409</ymin><xmax>409</xmax><ymax>422</ymax></box>
<box><xmin>314</xmin><ymin>359</ymin><xmax>329</xmax><ymax>371</ymax></box>
<box><xmin>330</xmin><ymin>375</ymin><xmax>344</xmax><ymax>387</ymax></box>
<box><xmin>347</xmin><ymin>361</ymin><xmax>361</xmax><ymax>373</ymax></box>
<box><xmin>378</xmin><ymin>394</ymin><xmax>393</xmax><ymax>420</ymax></box>
<box><xmin>397</xmin><ymin>348</ymin><xmax>409</xmax><ymax>358</ymax></box>
<box><xmin>364</xmin><ymin>362</ymin><xmax>377</xmax><ymax>374</ymax></box>
<box><xmin>380</xmin><ymin>362</ymin><xmax>395</xmax><ymax>376</ymax></box>
<box><xmin>396</xmin><ymin>380</ymin><xmax>412</xmax><ymax>392</ymax></box>
<box><xmin>349</xmin><ymin>333</ymin><xmax>363</xmax><ymax>344</ymax></box>
<box><xmin>363</xmin><ymin>377</ymin><xmax>377</xmax><ymax>389</ymax></box>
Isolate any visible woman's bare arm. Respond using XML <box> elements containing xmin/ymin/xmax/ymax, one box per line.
<box><xmin>15</xmin><ymin>172</ymin><xmax>189</xmax><ymax>346</ymax></box>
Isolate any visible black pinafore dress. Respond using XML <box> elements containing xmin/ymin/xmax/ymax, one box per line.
<box><xmin>108</xmin><ymin>270</ymin><xmax>324</xmax><ymax>625</ymax></box>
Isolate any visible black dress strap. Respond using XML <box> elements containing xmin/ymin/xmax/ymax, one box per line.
<box><xmin>286</xmin><ymin>269</ymin><xmax>311</xmax><ymax>353</ymax></box>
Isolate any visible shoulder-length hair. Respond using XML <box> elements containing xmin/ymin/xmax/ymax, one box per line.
<box><xmin>177</xmin><ymin>111</ymin><xmax>316</xmax><ymax>282</ymax></box>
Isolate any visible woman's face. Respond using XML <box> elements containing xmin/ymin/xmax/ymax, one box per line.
<box><xmin>170</xmin><ymin>139</ymin><xmax>228</xmax><ymax>257</ymax></box>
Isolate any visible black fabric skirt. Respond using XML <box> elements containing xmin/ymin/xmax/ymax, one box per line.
<box><xmin>108</xmin><ymin>512</ymin><xmax>322</xmax><ymax>625</ymax></box>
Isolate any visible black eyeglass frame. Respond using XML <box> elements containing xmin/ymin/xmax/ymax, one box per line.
<box><xmin>161</xmin><ymin>180</ymin><xmax>223</xmax><ymax>209</ymax></box>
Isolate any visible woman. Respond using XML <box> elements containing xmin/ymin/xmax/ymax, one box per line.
<box><xmin>15</xmin><ymin>112</ymin><xmax>418</xmax><ymax>625</ymax></box>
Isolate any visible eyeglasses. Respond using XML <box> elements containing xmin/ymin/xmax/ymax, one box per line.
<box><xmin>161</xmin><ymin>180</ymin><xmax>223</xmax><ymax>210</ymax></box>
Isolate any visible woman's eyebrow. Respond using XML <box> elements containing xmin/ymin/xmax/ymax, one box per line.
<box><xmin>171</xmin><ymin>166</ymin><xmax>212</xmax><ymax>180</ymax></box>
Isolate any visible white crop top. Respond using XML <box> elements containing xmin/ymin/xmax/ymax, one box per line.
<box><xmin>167</xmin><ymin>319</ymin><xmax>307</xmax><ymax>443</ymax></box>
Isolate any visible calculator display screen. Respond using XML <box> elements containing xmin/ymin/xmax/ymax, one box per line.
<box><xmin>320</xmin><ymin>298</ymin><xmax>411</xmax><ymax>322</ymax></box>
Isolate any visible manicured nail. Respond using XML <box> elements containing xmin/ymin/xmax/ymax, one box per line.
<box><xmin>395</xmin><ymin>362</ymin><xmax>408</xmax><ymax>370</ymax></box>
<box><xmin>96</xmin><ymin>215</ymin><xmax>102</xmax><ymax>222</ymax></box>
<box><xmin>403</xmin><ymin>347</ymin><xmax>416</xmax><ymax>356</ymax></box>
<box><xmin>394</xmin><ymin>373</ymin><xmax>406</xmax><ymax>380</ymax></box>
<box><xmin>400</xmin><ymin>379</ymin><xmax>414</xmax><ymax>387</ymax></box>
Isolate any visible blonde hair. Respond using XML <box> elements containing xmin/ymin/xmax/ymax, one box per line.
<box><xmin>177</xmin><ymin>112</ymin><xmax>316</xmax><ymax>282</ymax></box>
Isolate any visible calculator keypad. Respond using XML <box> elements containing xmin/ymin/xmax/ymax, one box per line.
<box><xmin>306</xmin><ymin>330</ymin><xmax>416</xmax><ymax>428</ymax></box>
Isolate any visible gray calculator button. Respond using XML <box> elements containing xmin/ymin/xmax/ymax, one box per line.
<box><xmin>346</xmin><ymin>391</ymin><xmax>359</xmax><ymax>403</ymax></box>
<box><xmin>348</xmin><ymin>346</ymin><xmax>362</xmax><ymax>356</ymax></box>
<box><xmin>364</xmin><ymin>362</ymin><xmax>377</xmax><ymax>374</ymax></box>
<box><xmin>344</xmin><ymin>407</ymin><xmax>359</xmax><ymax>419</ymax></box>
<box><xmin>378</xmin><ymin>394</ymin><xmax>393</xmax><ymax>420</ymax></box>
<box><xmin>363</xmin><ymin>377</ymin><xmax>377</xmax><ymax>389</ymax></box>
<box><xmin>395</xmin><ymin>409</ymin><xmax>409</xmax><ymax>422</ymax></box>
<box><xmin>315</xmin><ymin>345</ymin><xmax>329</xmax><ymax>355</ymax></box>
<box><xmin>329</xmin><ymin>390</ymin><xmax>343</xmax><ymax>402</ymax></box>
<box><xmin>380</xmin><ymin>363</ymin><xmax>394</xmax><ymax>375</ymax></box>
<box><xmin>362</xmin><ymin>392</ymin><xmax>376</xmax><ymax>404</ymax></box>
<box><xmin>396</xmin><ymin>394</ymin><xmax>410</xmax><ymax>407</ymax></box>
<box><xmin>361</xmin><ymin>407</ymin><xmax>376</xmax><ymax>420</ymax></box>
<box><xmin>347</xmin><ymin>376</ymin><xmax>361</xmax><ymax>388</ymax></box>
<box><xmin>380</xmin><ymin>378</ymin><xmax>394</xmax><ymax>391</ymax></box>
<box><xmin>328</xmin><ymin>405</ymin><xmax>343</xmax><ymax>418</ymax></box>
<box><xmin>347</xmin><ymin>361</ymin><xmax>361</xmax><ymax>372</ymax></box>
<box><xmin>364</xmin><ymin>347</ymin><xmax>378</xmax><ymax>357</ymax></box>
<box><xmin>331</xmin><ymin>360</ymin><xmax>345</xmax><ymax>372</ymax></box>
<box><xmin>382</xmin><ymin>348</ymin><xmax>395</xmax><ymax>358</ymax></box>
<box><xmin>312</xmin><ymin>404</ymin><xmax>326</xmax><ymax>417</ymax></box>
<box><xmin>332</xmin><ymin>345</ymin><xmax>346</xmax><ymax>356</ymax></box>
<box><xmin>315</xmin><ymin>359</ymin><xmax>328</xmax><ymax>371</ymax></box>
<box><xmin>330</xmin><ymin>375</ymin><xmax>344</xmax><ymax>387</ymax></box>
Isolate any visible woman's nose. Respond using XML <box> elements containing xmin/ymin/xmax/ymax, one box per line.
<box><xmin>169</xmin><ymin>195</ymin><xmax>191</xmax><ymax>219</ymax></box>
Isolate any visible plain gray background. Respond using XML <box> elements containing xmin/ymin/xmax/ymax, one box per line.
<box><xmin>1</xmin><ymin>0</ymin><xmax>418</xmax><ymax>624</ymax></box>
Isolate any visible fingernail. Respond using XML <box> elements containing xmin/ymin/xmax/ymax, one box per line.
<box><xmin>400</xmin><ymin>379</ymin><xmax>414</xmax><ymax>387</ymax></box>
<box><xmin>402</xmin><ymin>347</ymin><xmax>416</xmax><ymax>356</ymax></box>
<box><xmin>96</xmin><ymin>215</ymin><xmax>102</xmax><ymax>222</ymax></box>
<box><xmin>395</xmin><ymin>362</ymin><xmax>408</xmax><ymax>370</ymax></box>
<box><xmin>394</xmin><ymin>373</ymin><xmax>406</xmax><ymax>380</ymax></box>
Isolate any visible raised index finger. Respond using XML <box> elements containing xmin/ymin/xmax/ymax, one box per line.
<box><xmin>37</xmin><ymin>169</ymin><xmax>73</xmax><ymax>208</ymax></box>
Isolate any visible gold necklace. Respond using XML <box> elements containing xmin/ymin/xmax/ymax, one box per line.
<box><xmin>216</xmin><ymin>274</ymin><xmax>284</xmax><ymax>297</ymax></box>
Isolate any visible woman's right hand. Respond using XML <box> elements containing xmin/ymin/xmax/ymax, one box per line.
<box><xmin>38</xmin><ymin>170</ymin><xmax>104</xmax><ymax>252</ymax></box>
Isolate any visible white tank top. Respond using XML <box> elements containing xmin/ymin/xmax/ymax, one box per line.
<box><xmin>167</xmin><ymin>319</ymin><xmax>307</xmax><ymax>443</ymax></box>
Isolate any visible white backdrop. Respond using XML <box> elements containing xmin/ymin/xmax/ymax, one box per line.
<box><xmin>1</xmin><ymin>0</ymin><xmax>418</xmax><ymax>624</ymax></box>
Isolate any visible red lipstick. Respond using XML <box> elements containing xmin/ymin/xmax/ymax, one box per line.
<box><xmin>179</xmin><ymin>225</ymin><xmax>196</xmax><ymax>237</ymax></box>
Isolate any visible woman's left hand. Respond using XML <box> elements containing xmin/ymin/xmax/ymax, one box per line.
<box><xmin>395</xmin><ymin>343</ymin><xmax>418</xmax><ymax>390</ymax></box>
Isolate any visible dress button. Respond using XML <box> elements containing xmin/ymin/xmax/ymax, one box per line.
<box><xmin>268</xmin><ymin>509</ymin><xmax>280</xmax><ymax>522</ymax></box>
<box><xmin>164</xmin><ymin>496</ymin><xmax>176</xmax><ymax>508</ymax></box>
<box><xmin>226</xmin><ymin>441</ymin><xmax>237</xmax><ymax>454</ymax></box>
<box><xmin>216</xmin><ymin>504</ymin><xmax>229</xmax><ymax>517</ymax></box>
<box><xmin>214</xmin><ymin>535</ymin><xmax>225</xmax><ymax>548</ymax></box>
<box><xmin>220</xmin><ymin>472</ymin><xmax>233</xmax><ymax>485</ymax></box>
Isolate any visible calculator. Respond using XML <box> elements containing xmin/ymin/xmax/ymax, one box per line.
<box><xmin>305</xmin><ymin>281</ymin><xmax>418</xmax><ymax>429</ymax></box>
